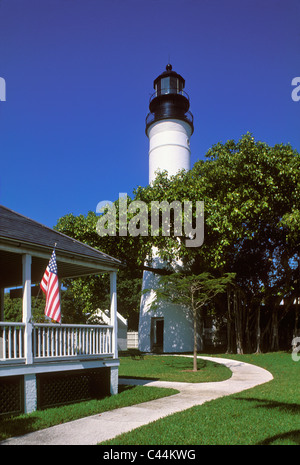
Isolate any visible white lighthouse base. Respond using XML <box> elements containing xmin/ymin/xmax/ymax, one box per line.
<box><xmin>138</xmin><ymin>254</ymin><xmax>202</xmax><ymax>354</ymax></box>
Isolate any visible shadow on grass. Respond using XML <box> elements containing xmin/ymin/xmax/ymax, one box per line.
<box><xmin>257</xmin><ymin>430</ymin><xmax>300</xmax><ymax>445</ymax></box>
<box><xmin>235</xmin><ymin>396</ymin><xmax>300</xmax><ymax>415</ymax></box>
<box><xmin>0</xmin><ymin>415</ymin><xmax>38</xmax><ymax>441</ymax></box>
<box><xmin>233</xmin><ymin>397</ymin><xmax>300</xmax><ymax>445</ymax></box>
<box><xmin>119</xmin><ymin>349</ymin><xmax>145</xmax><ymax>359</ymax></box>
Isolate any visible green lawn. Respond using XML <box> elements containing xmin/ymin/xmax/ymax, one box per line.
<box><xmin>119</xmin><ymin>353</ymin><xmax>232</xmax><ymax>382</ymax></box>
<box><xmin>0</xmin><ymin>354</ymin><xmax>228</xmax><ymax>441</ymax></box>
<box><xmin>1</xmin><ymin>352</ymin><xmax>299</xmax><ymax>445</ymax></box>
<box><xmin>103</xmin><ymin>352</ymin><xmax>300</xmax><ymax>445</ymax></box>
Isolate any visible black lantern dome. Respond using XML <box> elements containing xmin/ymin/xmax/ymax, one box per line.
<box><xmin>145</xmin><ymin>64</ymin><xmax>194</xmax><ymax>134</ymax></box>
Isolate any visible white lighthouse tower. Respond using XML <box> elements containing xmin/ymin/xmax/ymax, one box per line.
<box><xmin>138</xmin><ymin>64</ymin><xmax>195</xmax><ymax>353</ymax></box>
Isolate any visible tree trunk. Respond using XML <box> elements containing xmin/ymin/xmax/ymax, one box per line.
<box><xmin>293</xmin><ymin>296</ymin><xmax>299</xmax><ymax>346</ymax></box>
<box><xmin>245</xmin><ymin>309</ymin><xmax>252</xmax><ymax>353</ymax></box>
<box><xmin>226</xmin><ymin>288</ymin><xmax>234</xmax><ymax>353</ymax></box>
<box><xmin>255</xmin><ymin>305</ymin><xmax>261</xmax><ymax>354</ymax></box>
<box><xmin>270</xmin><ymin>307</ymin><xmax>279</xmax><ymax>351</ymax></box>
<box><xmin>234</xmin><ymin>290</ymin><xmax>243</xmax><ymax>354</ymax></box>
<box><xmin>192</xmin><ymin>292</ymin><xmax>198</xmax><ymax>372</ymax></box>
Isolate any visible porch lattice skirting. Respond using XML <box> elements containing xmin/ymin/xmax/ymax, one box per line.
<box><xmin>0</xmin><ymin>322</ymin><xmax>119</xmax><ymax>415</ymax></box>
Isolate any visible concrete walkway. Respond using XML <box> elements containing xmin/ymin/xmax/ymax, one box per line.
<box><xmin>0</xmin><ymin>356</ymin><xmax>273</xmax><ymax>446</ymax></box>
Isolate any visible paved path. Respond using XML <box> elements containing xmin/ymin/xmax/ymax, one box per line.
<box><xmin>0</xmin><ymin>356</ymin><xmax>273</xmax><ymax>445</ymax></box>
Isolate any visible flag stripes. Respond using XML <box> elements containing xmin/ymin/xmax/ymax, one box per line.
<box><xmin>40</xmin><ymin>250</ymin><xmax>61</xmax><ymax>323</ymax></box>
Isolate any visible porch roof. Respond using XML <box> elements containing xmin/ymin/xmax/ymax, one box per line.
<box><xmin>0</xmin><ymin>205</ymin><xmax>122</xmax><ymax>288</ymax></box>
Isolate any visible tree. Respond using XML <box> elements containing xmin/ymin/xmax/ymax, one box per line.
<box><xmin>149</xmin><ymin>272</ymin><xmax>235</xmax><ymax>370</ymax></box>
<box><xmin>135</xmin><ymin>133</ymin><xmax>300</xmax><ymax>352</ymax></box>
<box><xmin>54</xmin><ymin>133</ymin><xmax>300</xmax><ymax>352</ymax></box>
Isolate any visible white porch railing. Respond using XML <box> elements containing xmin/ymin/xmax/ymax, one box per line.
<box><xmin>33</xmin><ymin>324</ymin><xmax>113</xmax><ymax>360</ymax></box>
<box><xmin>0</xmin><ymin>322</ymin><xmax>113</xmax><ymax>363</ymax></box>
<box><xmin>0</xmin><ymin>322</ymin><xmax>26</xmax><ymax>361</ymax></box>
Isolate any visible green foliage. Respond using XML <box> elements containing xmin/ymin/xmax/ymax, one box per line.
<box><xmin>136</xmin><ymin>133</ymin><xmax>300</xmax><ymax>273</ymax></box>
<box><xmin>54</xmin><ymin>133</ymin><xmax>300</xmax><ymax>350</ymax></box>
<box><xmin>4</xmin><ymin>294</ymin><xmax>22</xmax><ymax>321</ymax></box>
<box><xmin>4</xmin><ymin>294</ymin><xmax>45</xmax><ymax>323</ymax></box>
<box><xmin>150</xmin><ymin>272</ymin><xmax>235</xmax><ymax>313</ymax></box>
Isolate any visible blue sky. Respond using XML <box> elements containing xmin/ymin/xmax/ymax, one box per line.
<box><xmin>0</xmin><ymin>0</ymin><xmax>299</xmax><ymax>229</ymax></box>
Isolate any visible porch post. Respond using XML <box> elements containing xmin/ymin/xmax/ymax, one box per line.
<box><xmin>110</xmin><ymin>271</ymin><xmax>118</xmax><ymax>359</ymax></box>
<box><xmin>0</xmin><ymin>288</ymin><xmax>4</xmax><ymax>321</ymax></box>
<box><xmin>22</xmin><ymin>254</ymin><xmax>37</xmax><ymax>412</ymax></box>
<box><xmin>110</xmin><ymin>271</ymin><xmax>118</xmax><ymax>396</ymax></box>
<box><xmin>22</xmin><ymin>254</ymin><xmax>33</xmax><ymax>365</ymax></box>
<box><xmin>0</xmin><ymin>288</ymin><xmax>4</xmax><ymax>358</ymax></box>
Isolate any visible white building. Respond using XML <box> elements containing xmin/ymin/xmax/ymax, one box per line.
<box><xmin>93</xmin><ymin>309</ymin><xmax>128</xmax><ymax>351</ymax></box>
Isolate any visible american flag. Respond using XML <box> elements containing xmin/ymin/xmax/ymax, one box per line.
<box><xmin>40</xmin><ymin>249</ymin><xmax>61</xmax><ymax>323</ymax></box>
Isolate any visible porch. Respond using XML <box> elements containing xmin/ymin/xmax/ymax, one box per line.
<box><xmin>0</xmin><ymin>205</ymin><xmax>122</xmax><ymax>415</ymax></box>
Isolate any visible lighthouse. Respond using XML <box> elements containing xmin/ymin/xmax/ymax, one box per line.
<box><xmin>146</xmin><ymin>64</ymin><xmax>194</xmax><ymax>183</ymax></box>
<box><xmin>138</xmin><ymin>64</ymin><xmax>196</xmax><ymax>354</ymax></box>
